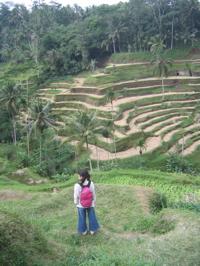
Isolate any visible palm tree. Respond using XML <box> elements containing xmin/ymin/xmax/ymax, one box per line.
<box><xmin>106</xmin><ymin>88</ymin><xmax>117</xmax><ymax>110</ymax></box>
<box><xmin>150</xmin><ymin>40</ymin><xmax>172</xmax><ymax>100</ymax></box>
<box><xmin>105</xmin><ymin>90</ymin><xmax>119</xmax><ymax>158</ymax></box>
<box><xmin>101</xmin><ymin>31</ymin><xmax>118</xmax><ymax>54</ymax></box>
<box><xmin>65</xmin><ymin>109</ymin><xmax>102</xmax><ymax>171</ymax></box>
<box><xmin>103</xmin><ymin>111</ymin><xmax>124</xmax><ymax>160</ymax></box>
<box><xmin>135</xmin><ymin>131</ymin><xmax>147</xmax><ymax>156</ymax></box>
<box><xmin>28</xmin><ymin>99</ymin><xmax>57</xmax><ymax>165</ymax></box>
<box><xmin>137</xmin><ymin>137</ymin><xmax>147</xmax><ymax>156</ymax></box>
<box><xmin>90</xmin><ymin>59</ymin><xmax>96</xmax><ymax>72</ymax></box>
<box><xmin>0</xmin><ymin>82</ymin><xmax>24</xmax><ymax>145</ymax></box>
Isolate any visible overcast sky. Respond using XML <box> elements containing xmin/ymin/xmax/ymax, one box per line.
<box><xmin>1</xmin><ymin>0</ymin><xmax>128</xmax><ymax>9</ymax></box>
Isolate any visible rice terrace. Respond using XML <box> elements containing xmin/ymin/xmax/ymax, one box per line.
<box><xmin>0</xmin><ymin>0</ymin><xmax>200</xmax><ymax>265</ymax></box>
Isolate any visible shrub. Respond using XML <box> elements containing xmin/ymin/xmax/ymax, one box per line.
<box><xmin>150</xmin><ymin>216</ymin><xmax>175</xmax><ymax>234</ymax></box>
<box><xmin>29</xmin><ymin>131</ymin><xmax>76</xmax><ymax>177</ymax></box>
<box><xmin>50</xmin><ymin>172</ymin><xmax>71</xmax><ymax>182</ymax></box>
<box><xmin>149</xmin><ymin>192</ymin><xmax>167</xmax><ymax>214</ymax></box>
<box><xmin>0</xmin><ymin>211</ymin><xmax>48</xmax><ymax>266</ymax></box>
<box><xmin>166</xmin><ymin>153</ymin><xmax>197</xmax><ymax>175</ymax></box>
<box><xmin>170</xmin><ymin>201</ymin><xmax>200</xmax><ymax>213</ymax></box>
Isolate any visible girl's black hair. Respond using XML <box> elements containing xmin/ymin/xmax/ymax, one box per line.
<box><xmin>78</xmin><ymin>169</ymin><xmax>91</xmax><ymax>185</ymax></box>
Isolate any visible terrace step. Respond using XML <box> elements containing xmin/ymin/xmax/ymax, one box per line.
<box><xmin>89</xmin><ymin>136</ymin><xmax>161</xmax><ymax>160</ymax></box>
<box><xmin>143</xmin><ymin>116</ymin><xmax>188</xmax><ymax>132</ymax></box>
<box><xmin>183</xmin><ymin>139</ymin><xmax>200</xmax><ymax>155</ymax></box>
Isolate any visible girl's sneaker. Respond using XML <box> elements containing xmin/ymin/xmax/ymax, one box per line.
<box><xmin>82</xmin><ymin>231</ymin><xmax>87</xmax><ymax>235</ymax></box>
<box><xmin>90</xmin><ymin>231</ymin><xmax>95</xmax><ymax>235</ymax></box>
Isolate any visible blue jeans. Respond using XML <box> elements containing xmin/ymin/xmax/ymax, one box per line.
<box><xmin>77</xmin><ymin>207</ymin><xmax>100</xmax><ymax>234</ymax></box>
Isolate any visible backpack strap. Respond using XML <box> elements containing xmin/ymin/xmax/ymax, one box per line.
<box><xmin>80</xmin><ymin>179</ymin><xmax>91</xmax><ymax>188</ymax></box>
<box><xmin>86</xmin><ymin>180</ymin><xmax>91</xmax><ymax>188</ymax></box>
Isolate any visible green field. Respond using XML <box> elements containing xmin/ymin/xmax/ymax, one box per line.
<box><xmin>0</xmin><ymin>169</ymin><xmax>200</xmax><ymax>266</ymax></box>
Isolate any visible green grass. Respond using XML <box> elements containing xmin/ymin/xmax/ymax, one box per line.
<box><xmin>119</xmin><ymin>92</ymin><xmax>200</xmax><ymax>113</ymax></box>
<box><xmin>93</xmin><ymin>169</ymin><xmax>200</xmax><ymax>202</ymax></box>
<box><xmin>135</xmin><ymin>108</ymin><xmax>193</xmax><ymax>124</ymax></box>
<box><xmin>140</xmin><ymin>113</ymin><xmax>187</xmax><ymax>130</ymax></box>
<box><xmin>126</xmin><ymin>101</ymin><xmax>197</xmax><ymax>124</ymax></box>
<box><xmin>0</xmin><ymin>168</ymin><xmax>200</xmax><ymax>265</ymax></box>
<box><xmin>85</xmin><ymin>64</ymin><xmax>153</xmax><ymax>86</ymax></box>
<box><xmin>109</xmin><ymin>49</ymin><xmax>191</xmax><ymax>64</ymax></box>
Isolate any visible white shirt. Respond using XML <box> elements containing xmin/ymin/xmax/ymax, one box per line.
<box><xmin>74</xmin><ymin>179</ymin><xmax>96</xmax><ymax>208</ymax></box>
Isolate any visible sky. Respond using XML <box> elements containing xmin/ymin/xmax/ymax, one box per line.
<box><xmin>1</xmin><ymin>0</ymin><xmax>128</xmax><ymax>9</ymax></box>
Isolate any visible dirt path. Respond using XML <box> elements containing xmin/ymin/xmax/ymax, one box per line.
<box><xmin>56</xmin><ymin>90</ymin><xmax>200</xmax><ymax>110</ymax></box>
<box><xmin>106</xmin><ymin>60</ymin><xmax>200</xmax><ymax>68</ymax></box>
<box><xmin>114</xmin><ymin>91</ymin><xmax>199</xmax><ymax>107</ymax></box>
<box><xmin>163</xmin><ymin>128</ymin><xmax>181</xmax><ymax>142</ymax></box>
<box><xmin>115</xmin><ymin>102</ymin><xmax>197</xmax><ymax>128</ymax></box>
<box><xmin>74</xmin><ymin>77</ymin><xmax>85</xmax><ymax>87</ymax></box>
<box><xmin>134</xmin><ymin>186</ymin><xmax>153</xmax><ymax>214</ymax></box>
<box><xmin>170</xmin><ymin>130</ymin><xmax>200</xmax><ymax>155</ymax></box>
<box><xmin>89</xmin><ymin>136</ymin><xmax>161</xmax><ymax>160</ymax></box>
<box><xmin>51</xmin><ymin>82</ymin><xmax>70</xmax><ymax>85</ymax></box>
<box><xmin>142</xmin><ymin>115</ymin><xmax>188</xmax><ymax>132</ymax></box>
<box><xmin>188</xmin><ymin>83</ymin><xmax>200</xmax><ymax>86</ymax></box>
<box><xmin>91</xmin><ymin>73</ymin><xmax>109</xmax><ymax>77</ymax></box>
<box><xmin>0</xmin><ymin>190</ymin><xmax>31</xmax><ymax>200</ymax></box>
<box><xmin>132</xmin><ymin>107</ymin><xmax>193</xmax><ymax>125</ymax></box>
<box><xmin>54</xmin><ymin>101</ymin><xmax>115</xmax><ymax>112</ymax></box>
<box><xmin>177</xmin><ymin>131</ymin><xmax>200</xmax><ymax>146</ymax></box>
<box><xmin>106</xmin><ymin>62</ymin><xmax>150</xmax><ymax>68</ymax></box>
<box><xmin>115</xmin><ymin>110</ymin><xmax>131</xmax><ymax>126</ymax></box>
<box><xmin>132</xmin><ymin>99</ymin><xmax>200</xmax><ymax>110</ymax></box>
<box><xmin>57</xmin><ymin>92</ymin><xmax>103</xmax><ymax>98</ymax></box>
<box><xmin>183</xmin><ymin>139</ymin><xmax>200</xmax><ymax>155</ymax></box>
<box><xmin>168</xmin><ymin>124</ymin><xmax>200</xmax><ymax>151</ymax></box>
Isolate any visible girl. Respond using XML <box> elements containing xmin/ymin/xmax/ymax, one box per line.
<box><xmin>74</xmin><ymin>169</ymin><xmax>100</xmax><ymax>235</ymax></box>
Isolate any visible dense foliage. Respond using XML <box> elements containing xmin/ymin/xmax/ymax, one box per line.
<box><xmin>1</xmin><ymin>0</ymin><xmax>200</xmax><ymax>76</ymax></box>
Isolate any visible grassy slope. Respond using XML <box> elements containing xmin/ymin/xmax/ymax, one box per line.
<box><xmin>0</xmin><ymin>169</ymin><xmax>200</xmax><ymax>265</ymax></box>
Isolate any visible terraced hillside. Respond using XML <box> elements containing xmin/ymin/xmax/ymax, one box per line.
<box><xmin>37</xmin><ymin>59</ymin><xmax>200</xmax><ymax>160</ymax></box>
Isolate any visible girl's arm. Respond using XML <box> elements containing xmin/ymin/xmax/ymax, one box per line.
<box><xmin>74</xmin><ymin>184</ymin><xmax>80</xmax><ymax>205</ymax></box>
<box><xmin>90</xmin><ymin>182</ymin><xmax>96</xmax><ymax>205</ymax></box>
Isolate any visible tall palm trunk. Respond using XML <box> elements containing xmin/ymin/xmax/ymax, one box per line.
<box><xmin>118</xmin><ymin>32</ymin><xmax>121</xmax><ymax>53</ymax></box>
<box><xmin>113</xmin><ymin>130</ymin><xmax>117</xmax><ymax>159</ymax></box>
<box><xmin>95</xmin><ymin>145</ymin><xmax>100</xmax><ymax>171</ymax></box>
<box><xmin>111</xmin><ymin>102</ymin><xmax>117</xmax><ymax>159</ymax></box>
<box><xmin>39</xmin><ymin>134</ymin><xmax>42</xmax><ymax>165</ymax></box>
<box><xmin>86</xmin><ymin>137</ymin><xmax>93</xmax><ymax>172</ymax></box>
<box><xmin>171</xmin><ymin>16</ymin><xmax>174</xmax><ymax>50</ymax></box>
<box><xmin>12</xmin><ymin>117</ymin><xmax>17</xmax><ymax>145</ymax></box>
<box><xmin>26</xmin><ymin>80</ymin><xmax>30</xmax><ymax>160</ymax></box>
<box><xmin>112</xmin><ymin>37</ymin><xmax>116</xmax><ymax>53</ymax></box>
<box><xmin>107</xmin><ymin>138</ymin><xmax>110</xmax><ymax>160</ymax></box>
<box><xmin>27</xmin><ymin>131</ymin><xmax>30</xmax><ymax>159</ymax></box>
<box><xmin>161</xmin><ymin>78</ymin><xmax>165</xmax><ymax>100</ymax></box>
<box><xmin>181</xmin><ymin>134</ymin><xmax>185</xmax><ymax>155</ymax></box>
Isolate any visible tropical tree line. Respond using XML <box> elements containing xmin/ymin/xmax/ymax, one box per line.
<box><xmin>0</xmin><ymin>79</ymin><xmax>150</xmax><ymax>176</ymax></box>
<box><xmin>1</xmin><ymin>0</ymin><xmax>200</xmax><ymax>77</ymax></box>
<box><xmin>0</xmin><ymin>81</ymin><xmax>124</xmax><ymax>175</ymax></box>
<box><xmin>0</xmin><ymin>82</ymin><xmax>77</xmax><ymax>176</ymax></box>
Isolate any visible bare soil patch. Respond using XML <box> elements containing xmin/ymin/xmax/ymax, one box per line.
<box><xmin>134</xmin><ymin>186</ymin><xmax>153</xmax><ymax>214</ymax></box>
<box><xmin>0</xmin><ymin>190</ymin><xmax>31</xmax><ymax>201</ymax></box>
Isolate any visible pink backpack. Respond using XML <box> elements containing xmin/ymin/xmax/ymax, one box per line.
<box><xmin>80</xmin><ymin>181</ymin><xmax>93</xmax><ymax>208</ymax></box>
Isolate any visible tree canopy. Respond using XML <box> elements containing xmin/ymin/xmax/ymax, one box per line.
<box><xmin>1</xmin><ymin>0</ymin><xmax>200</xmax><ymax>76</ymax></box>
